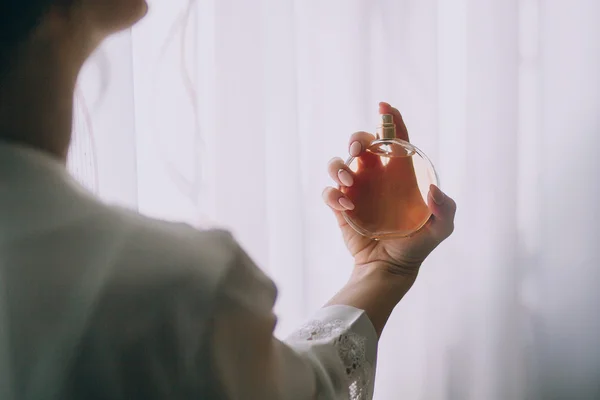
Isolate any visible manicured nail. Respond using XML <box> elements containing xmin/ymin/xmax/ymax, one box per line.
<box><xmin>349</xmin><ymin>141</ymin><xmax>362</xmax><ymax>157</ymax></box>
<box><xmin>338</xmin><ymin>197</ymin><xmax>355</xmax><ymax>210</ymax></box>
<box><xmin>338</xmin><ymin>169</ymin><xmax>354</xmax><ymax>186</ymax></box>
<box><xmin>430</xmin><ymin>184</ymin><xmax>446</xmax><ymax>205</ymax></box>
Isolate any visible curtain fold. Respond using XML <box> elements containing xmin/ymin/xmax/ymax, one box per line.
<box><xmin>68</xmin><ymin>1</ymin><xmax>600</xmax><ymax>399</ymax></box>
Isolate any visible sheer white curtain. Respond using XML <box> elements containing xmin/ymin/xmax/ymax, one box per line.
<box><xmin>67</xmin><ymin>0</ymin><xmax>600</xmax><ymax>399</ymax></box>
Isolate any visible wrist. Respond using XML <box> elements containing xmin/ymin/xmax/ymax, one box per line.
<box><xmin>327</xmin><ymin>265</ymin><xmax>413</xmax><ymax>338</ymax></box>
<box><xmin>350</xmin><ymin>261</ymin><xmax>418</xmax><ymax>295</ymax></box>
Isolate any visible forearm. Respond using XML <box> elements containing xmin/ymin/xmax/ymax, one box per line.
<box><xmin>325</xmin><ymin>265</ymin><xmax>416</xmax><ymax>338</ymax></box>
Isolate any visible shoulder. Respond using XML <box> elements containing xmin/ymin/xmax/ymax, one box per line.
<box><xmin>92</xmin><ymin>204</ymin><xmax>241</xmax><ymax>299</ymax></box>
<box><xmin>96</xmin><ymin>204</ymin><xmax>278</xmax><ymax>334</ymax></box>
<box><xmin>95</xmin><ymin>204</ymin><xmax>277</xmax><ymax>301</ymax></box>
<box><xmin>70</xmin><ymin>204</ymin><xmax>245</xmax><ymax>357</ymax></box>
<box><xmin>63</xmin><ymin>203</ymin><xmax>279</xmax><ymax>398</ymax></box>
<box><xmin>67</xmin><ymin>195</ymin><xmax>278</xmax><ymax>333</ymax></box>
<box><xmin>63</xmin><ymin>217</ymin><xmax>239</xmax><ymax>399</ymax></box>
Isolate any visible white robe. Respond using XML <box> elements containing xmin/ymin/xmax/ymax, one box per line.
<box><xmin>0</xmin><ymin>142</ymin><xmax>378</xmax><ymax>400</ymax></box>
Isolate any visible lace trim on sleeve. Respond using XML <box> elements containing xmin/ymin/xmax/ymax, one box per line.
<box><xmin>294</xmin><ymin>320</ymin><xmax>373</xmax><ymax>400</ymax></box>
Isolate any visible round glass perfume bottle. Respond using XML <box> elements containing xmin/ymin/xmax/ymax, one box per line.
<box><xmin>341</xmin><ymin>114</ymin><xmax>439</xmax><ymax>239</ymax></box>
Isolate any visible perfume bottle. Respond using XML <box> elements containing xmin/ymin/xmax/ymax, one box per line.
<box><xmin>341</xmin><ymin>114</ymin><xmax>439</xmax><ymax>239</ymax></box>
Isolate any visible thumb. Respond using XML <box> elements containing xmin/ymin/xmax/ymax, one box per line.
<box><xmin>426</xmin><ymin>185</ymin><xmax>457</xmax><ymax>240</ymax></box>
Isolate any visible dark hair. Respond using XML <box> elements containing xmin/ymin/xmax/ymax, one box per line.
<box><xmin>0</xmin><ymin>0</ymin><xmax>55</xmax><ymax>74</ymax></box>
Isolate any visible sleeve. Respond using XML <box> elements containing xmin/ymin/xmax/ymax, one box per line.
<box><xmin>210</xmin><ymin>242</ymin><xmax>378</xmax><ymax>400</ymax></box>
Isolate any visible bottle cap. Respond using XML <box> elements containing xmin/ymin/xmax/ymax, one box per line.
<box><xmin>377</xmin><ymin>114</ymin><xmax>396</xmax><ymax>139</ymax></box>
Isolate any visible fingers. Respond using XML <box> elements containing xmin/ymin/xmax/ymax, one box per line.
<box><xmin>379</xmin><ymin>102</ymin><xmax>409</xmax><ymax>142</ymax></box>
<box><xmin>348</xmin><ymin>131</ymin><xmax>376</xmax><ymax>157</ymax></box>
<box><xmin>426</xmin><ymin>185</ymin><xmax>457</xmax><ymax>239</ymax></box>
<box><xmin>348</xmin><ymin>131</ymin><xmax>380</xmax><ymax>168</ymax></box>
<box><xmin>322</xmin><ymin>187</ymin><xmax>355</xmax><ymax>211</ymax></box>
<box><xmin>328</xmin><ymin>157</ymin><xmax>354</xmax><ymax>187</ymax></box>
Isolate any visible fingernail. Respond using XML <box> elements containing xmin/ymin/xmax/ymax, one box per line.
<box><xmin>338</xmin><ymin>197</ymin><xmax>355</xmax><ymax>210</ymax></box>
<box><xmin>349</xmin><ymin>141</ymin><xmax>362</xmax><ymax>157</ymax></box>
<box><xmin>430</xmin><ymin>185</ymin><xmax>446</xmax><ymax>205</ymax></box>
<box><xmin>338</xmin><ymin>169</ymin><xmax>354</xmax><ymax>186</ymax></box>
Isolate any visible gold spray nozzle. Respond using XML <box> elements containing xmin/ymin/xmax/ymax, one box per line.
<box><xmin>377</xmin><ymin>114</ymin><xmax>396</xmax><ymax>139</ymax></box>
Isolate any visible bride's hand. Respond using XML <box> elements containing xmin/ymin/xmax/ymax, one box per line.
<box><xmin>323</xmin><ymin>102</ymin><xmax>457</xmax><ymax>281</ymax></box>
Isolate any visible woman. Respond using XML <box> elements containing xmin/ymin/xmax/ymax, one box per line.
<box><xmin>0</xmin><ymin>0</ymin><xmax>456</xmax><ymax>399</ymax></box>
